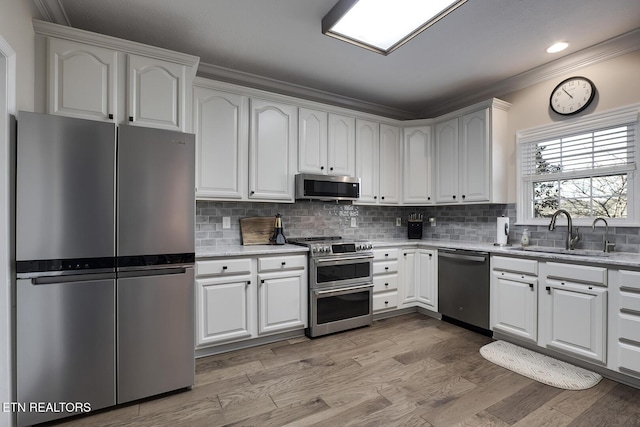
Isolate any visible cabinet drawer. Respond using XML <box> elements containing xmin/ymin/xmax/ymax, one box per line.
<box><xmin>618</xmin><ymin>270</ymin><xmax>640</xmax><ymax>291</ymax></box>
<box><xmin>373</xmin><ymin>248</ymin><xmax>399</xmax><ymax>261</ymax></box>
<box><xmin>619</xmin><ymin>342</ymin><xmax>640</xmax><ymax>376</ymax></box>
<box><xmin>619</xmin><ymin>313</ymin><xmax>640</xmax><ymax>343</ymax></box>
<box><xmin>258</xmin><ymin>254</ymin><xmax>306</xmax><ymax>272</ymax></box>
<box><xmin>373</xmin><ymin>274</ymin><xmax>398</xmax><ymax>293</ymax></box>
<box><xmin>620</xmin><ymin>290</ymin><xmax>640</xmax><ymax>312</ymax></box>
<box><xmin>373</xmin><ymin>292</ymin><xmax>398</xmax><ymax>311</ymax></box>
<box><xmin>373</xmin><ymin>260</ymin><xmax>398</xmax><ymax>275</ymax></box>
<box><xmin>492</xmin><ymin>256</ymin><xmax>537</xmax><ymax>275</ymax></box>
<box><xmin>545</xmin><ymin>262</ymin><xmax>607</xmax><ymax>286</ymax></box>
<box><xmin>197</xmin><ymin>258</ymin><xmax>252</xmax><ymax>277</ymax></box>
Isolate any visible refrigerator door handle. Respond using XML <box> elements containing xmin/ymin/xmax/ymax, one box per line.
<box><xmin>32</xmin><ymin>273</ymin><xmax>116</xmax><ymax>285</ymax></box>
<box><xmin>117</xmin><ymin>267</ymin><xmax>192</xmax><ymax>279</ymax></box>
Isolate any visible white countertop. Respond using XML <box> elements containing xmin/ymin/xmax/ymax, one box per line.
<box><xmin>196</xmin><ymin>243</ymin><xmax>308</xmax><ymax>259</ymax></box>
<box><xmin>196</xmin><ymin>239</ymin><xmax>640</xmax><ymax>267</ymax></box>
<box><xmin>370</xmin><ymin>238</ymin><xmax>640</xmax><ymax>268</ymax></box>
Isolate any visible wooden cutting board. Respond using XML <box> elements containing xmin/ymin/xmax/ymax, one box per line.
<box><xmin>240</xmin><ymin>217</ymin><xmax>275</xmax><ymax>245</ymax></box>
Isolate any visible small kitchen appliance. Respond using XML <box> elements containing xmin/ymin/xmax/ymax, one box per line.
<box><xmin>295</xmin><ymin>173</ymin><xmax>360</xmax><ymax>201</ymax></box>
<box><xmin>407</xmin><ymin>213</ymin><xmax>423</xmax><ymax>239</ymax></box>
<box><xmin>288</xmin><ymin>236</ymin><xmax>374</xmax><ymax>337</ymax></box>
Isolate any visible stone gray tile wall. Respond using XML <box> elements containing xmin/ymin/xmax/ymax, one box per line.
<box><xmin>196</xmin><ymin>201</ymin><xmax>640</xmax><ymax>253</ymax></box>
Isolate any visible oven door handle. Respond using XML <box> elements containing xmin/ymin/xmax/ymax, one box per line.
<box><xmin>315</xmin><ymin>283</ymin><xmax>374</xmax><ymax>295</ymax></box>
<box><xmin>314</xmin><ymin>254</ymin><xmax>374</xmax><ymax>264</ymax></box>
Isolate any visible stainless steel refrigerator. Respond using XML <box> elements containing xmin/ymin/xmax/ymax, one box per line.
<box><xmin>15</xmin><ymin>112</ymin><xmax>195</xmax><ymax>426</ymax></box>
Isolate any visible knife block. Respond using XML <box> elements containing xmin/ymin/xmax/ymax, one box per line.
<box><xmin>407</xmin><ymin>220</ymin><xmax>423</xmax><ymax>239</ymax></box>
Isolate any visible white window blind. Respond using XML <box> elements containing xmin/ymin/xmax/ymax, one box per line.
<box><xmin>521</xmin><ymin>123</ymin><xmax>636</xmax><ymax>181</ymax></box>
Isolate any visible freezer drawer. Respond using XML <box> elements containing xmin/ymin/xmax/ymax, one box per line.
<box><xmin>117</xmin><ymin>267</ymin><xmax>195</xmax><ymax>404</ymax></box>
<box><xmin>16</xmin><ymin>275</ymin><xmax>116</xmax><ymax>427</ymax></box>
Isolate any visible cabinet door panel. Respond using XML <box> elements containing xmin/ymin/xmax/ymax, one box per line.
<box><xmin>543</xmin><ymin>282</ymin><xmax>607</xmax><ymax>363</ymax></box>
<box><xmin>298</xmin><ymin>108</ymin><xmax>327</xmax><ymax>174</ymax></box>
<box><xmin>328</xmin><ymin>114</ymin><xmax>355</xmax><ymax>176</ymax></box>
<box><xmin>403</xmin><ymin>126</ymin><xmax>432</xmax><ymax>204</ymax></box>
<box><xmin>258</xmin><ymin>274</ymin><xmax>306</xmax><ymax>334</ymax></box>
<box><xmin>48</xmin><ymin>38</ymin><xmax>117</xmax><ymax>122</ymax></box>
<box><xmin>417</xmin><ymin>250</ymin><xmax>437</xmax><ymax>310</ymax></box>
<box><xmin>400</xmin><ymin>250</ymin><xmax>417</xmax><ymax>304</ymax></box>
<box><xmin>193</xmin><ymin>87</ymin><xmax>248</xmax><ymax>199</ymax></box>
<box><xmin>491</xmin><ymin>272</ymin><xmax>537</xmax><ymax>342</ymax></box>
<box><xmin>434</xmin><ymin>118</ymin><xmax>459</xmax><ymax>203</ymax></box>
<box><xmin>355</xmin><ymin>120</ymin><xmax>379</xmax><ymax>203</ymax></box>
<box><xmin>128</xmin><ymin>54</ymin><xmax>185</xmax><ymax>131</ymax></box>
<box><xmin>196</xmin><ymin>278</ymin><xmax>254</xmax><ymax>346</ymax></box>
<box><xmin>249</xmin><ymin>99</ymin><xmax>296</xmax><ymax>201</ymax></box>
<box><xmin>459</xmin><ymin>109</ymin><xmax>490</xmax><ymax>202</ymax></box>
<box><xmin>379</xmin><ymin>124</ymin><xmax>401</xmax><ymax>204</ymax></box>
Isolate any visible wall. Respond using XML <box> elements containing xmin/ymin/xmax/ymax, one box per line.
<box><xmin>501</xmin><ymin>50</ymin><xmax>640</xmax><ymax>201</ymax></box>
<box><xmin>196</xmin><ymin>201</ymin><xmax>640</xmax><ymax>253</ymax></box>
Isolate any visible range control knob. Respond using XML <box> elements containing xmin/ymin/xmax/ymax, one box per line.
<box><xmin>312</xmin><ymin>247</ymin><xmax>318</xmax><ymax>253</ymax></box>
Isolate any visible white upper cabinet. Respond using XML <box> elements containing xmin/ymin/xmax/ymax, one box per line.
<box><xmin>298</xmin><ymin>109</ymin><xmax>355</xmax><ymax>176</ymax></box>
<box><xmin>47</xmin><ymin>38</ymin><xmax>118</xmax><ymax>122</ymax></box>
<box><xmin>298</xmin><ymin>108</ymin><xmax>328</xmax><ymax>174</ymax></box>
<box><xmin>433</xmin><ymin>99</ymin><xmax>510</xmax><ymax>205</ymax></box>
<box><xmin>249</xmin><ymin>98</ymin><xmax>297</xmax><ymax>202</ymax></box>
<box><xmin>355</xmin><ymin>119</ymin><xmax>380</xmax><ymax>203</ymax></box>
<box><xmin>356</xmin><ymin>120</ymin><xmax>401</xmax><ymax>205</ymax></box>
<box><xmin>403</xmin><ymin>125</ymin><xmax>433</xmax><ymax>204</ymax></box>
<box><xmin>379</xmin><ymin>124</ymin><xmax>402</xmax><ymax>204</ymax></box>
<box><xmin>36</xmin><ymin>21</ymin><xmax>199</xmax><ymax>132</ymax></box>
<box><xmin>327</xmin><ymin>114</ymin><xmax>355</xmax><ymax>176</ymax></box>
<box><xmin>127</xmin><ymin>54</ymin><xmax>187</xmax><ymax>131</ymax></box>
<box><xmin>193</xmin><ymin>83</ymin><xmax>248</xmax><ymax>200</ymax></box>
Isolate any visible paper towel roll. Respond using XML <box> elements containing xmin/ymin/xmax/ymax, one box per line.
<box><xmin>496</xmin><ymin>217</ymin><xmax>510</xmax><ymax>245</ymax></box>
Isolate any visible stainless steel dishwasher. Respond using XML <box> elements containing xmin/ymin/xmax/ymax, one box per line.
<box><xmin>438</xmin><ymin>249</ymin><xmax>490</xmax><ymax>332</ymax></box>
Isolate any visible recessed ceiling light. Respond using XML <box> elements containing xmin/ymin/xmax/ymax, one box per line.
<box><xmin>322</xmin><ymin>0</ymin><xmax>467</xmax><ymax>55</ymax></box>
<box><xmin>546</xmin><ymin>42</ymin><xmax>569</xmax><ymax>53</ymax></box>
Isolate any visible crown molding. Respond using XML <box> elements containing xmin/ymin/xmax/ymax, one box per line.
<box><xmin>33</xmin><ymin>0</ymin><xmax>70</xmax><ymax>25</ymax></box>
<box><xmin>197</xmin><ymin>62</ymin><xmax>418</xmax><ymax>121</ymax></box>
<box><xmin>419</xmin><ymin>28</ymin><xmax>640</xmax><ymax>118</ymax></box>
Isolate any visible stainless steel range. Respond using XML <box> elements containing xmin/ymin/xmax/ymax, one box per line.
<box><xmin>288</xmin><ymin>237</ymin><xmax>374</xmax><ymax>337</ymax></box>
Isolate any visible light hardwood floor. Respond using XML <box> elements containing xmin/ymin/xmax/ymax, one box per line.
<box><xmin>48</xmin><ymin>313</ymin><xmax>640</xmax><ymax>426</ymax></box>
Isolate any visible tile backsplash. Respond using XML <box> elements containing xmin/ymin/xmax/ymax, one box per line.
<box><xmin>196</xmin><ymin>201</ymin><xmax>640</xmax><ymax>253</ymax></box>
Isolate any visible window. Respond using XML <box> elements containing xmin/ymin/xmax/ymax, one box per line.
<box><xmin>517</xmin><ymin>105</ymin><xmax>639</xmax><ymax>225</ymax></box>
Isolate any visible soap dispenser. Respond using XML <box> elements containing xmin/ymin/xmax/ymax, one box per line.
<box><xmin>521</xmin><ymin>229</ymin><xmax>530</xmax><ymax>247</ymax></box>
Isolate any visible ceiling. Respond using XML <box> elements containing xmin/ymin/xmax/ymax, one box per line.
<box><xmin>34</xmin><ymin>0</ymin><xmax>640</xmax><ymax>119</ymax></box>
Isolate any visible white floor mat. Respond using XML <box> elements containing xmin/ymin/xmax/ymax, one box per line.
<box><xmin>480</xmin><ymin>340</ymin><xmax>602</xmax><ymax>390</ymax></box>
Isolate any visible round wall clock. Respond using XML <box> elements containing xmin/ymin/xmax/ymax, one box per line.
<box><xmin>550</xmin><ymin>76</ymin><xmax>596</xmax><ymax>116</ymax></box>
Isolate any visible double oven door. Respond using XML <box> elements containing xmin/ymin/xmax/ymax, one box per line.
<box><xmin>308</xmin><ymin>255</ymin><xmax>373</xmax><ymax>337</ymax></box>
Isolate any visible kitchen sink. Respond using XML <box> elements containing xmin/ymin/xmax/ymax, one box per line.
<box><xmin>506</xmin><ymin>246</ymin><xmax>610</xmax><ymax>257</ymax></box>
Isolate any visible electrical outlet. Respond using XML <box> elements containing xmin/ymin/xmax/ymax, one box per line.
<box><xmin>222</xmin><ymin>217</ymin><xmax>231</xmax><ymax>229</ymax></box>
<box><xmin>396</xmin><ymin>217</ymin><xmax>401</xmax><ymax>226</ymax></box>
<box><xmin>429</xmin><ymin>217</ymin><xmax>436</xmax><ymax>227</ymax></box>
<box><xmin>351</xmin><ymin>218</ymin><xmax>357</xmax><ymax>228</ymax></box>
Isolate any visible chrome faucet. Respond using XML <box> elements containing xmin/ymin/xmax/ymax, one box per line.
<box><xmin>592</xmin><ymin>217</ymin><xmax>615</xmax><ymax>253</ymax></box>
<box><xmin>548</xmin><ymin>209</ymin><xmax>580</xmax><ymax>250</ymax></box>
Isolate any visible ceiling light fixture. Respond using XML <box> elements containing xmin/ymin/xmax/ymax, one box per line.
<box><xmin>546</xmin><ymin>42</ymin><xmax>569</xmax><ymax>53</ymax></box>
<box><xmin>322</xmin><ymin>0</ymin><xmax>467</xmax><ymax>55</ymax></box>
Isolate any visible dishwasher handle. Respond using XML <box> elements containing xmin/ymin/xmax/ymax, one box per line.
<box><xmin>438</xmin><ymin>251</ymin><xmax>487</xmax><ymax>263</ymax></box>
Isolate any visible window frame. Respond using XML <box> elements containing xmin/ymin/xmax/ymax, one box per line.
<box><xmin>516</xmin><ymin>104</ymin><xmax>640</xmax><ymax>227</ymax></box>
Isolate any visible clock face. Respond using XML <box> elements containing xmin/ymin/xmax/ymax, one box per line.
<box><xmin>550</xmin><ymin>77</ymin><xmax>596</xmax><ymax>116</ymax></box>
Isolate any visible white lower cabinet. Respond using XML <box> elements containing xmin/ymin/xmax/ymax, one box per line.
<box><xmin>195</xmin><ymin>254</ymin><xmax>307</xmax><ymax>349</ymax></box>
<box><xmin>258</xmin><ymin>269</ymin><xmax>307</xmax><ymax>334</ymax></box>
<box><xmin>196</xmin><ymin>274</ymin><xmax>255</xmax><ymax>346</ymax></box>
<box><xmin>372</xmin><ymin>248</ymin><xmax>399</xmax><ymax>313</ymax></box>
<box><xmin>608</xmin><ymin>269</ymin><xmax>640</xmax><ymax>378</ymax></box>
<box><xmin>490</xmin><ymin>256</ymin><xmax>538</xmax><ymax>342</ymax></box>
<box><xmin>400</xmin><ymin>248</ymin><xmax>437</xmax><ymax>311</ymax></box>
<box><xmin>538</xmin><ymin>262</ymin><xmax>608</xmax><ymax>364</ymax></box>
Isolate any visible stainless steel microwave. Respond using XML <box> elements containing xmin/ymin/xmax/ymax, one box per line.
<box><xmin>295</xmin><ymin>174</ymin><xmax>360</xmax><ymax>201</ymax></box>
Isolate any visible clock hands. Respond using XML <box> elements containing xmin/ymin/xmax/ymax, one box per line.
<box><xmin>562</xmin><ymin>87</ymin><xmax>573</xmax><ymax>99</ymax></box>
